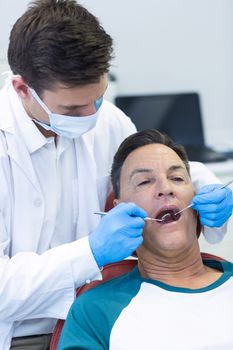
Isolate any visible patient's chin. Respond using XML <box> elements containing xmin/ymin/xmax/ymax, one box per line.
<box><xmin>142</xmin><ymin>229</ymin><xmax>190</xmax><ymax>256</ymax></box>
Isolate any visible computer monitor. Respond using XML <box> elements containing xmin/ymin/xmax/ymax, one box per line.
<box><xmin>115</xmin><ymin>93</ymin><xmax>226</xmax><ymax>163</ymax></box>
<box><xmin>116</xmin><ymin>93</ymin><xmax>205</xmax><ymax>146</ymax></box>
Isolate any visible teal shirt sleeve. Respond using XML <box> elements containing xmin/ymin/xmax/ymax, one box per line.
<box><xmin>57</xmin><ymin>292</ymin><xmax>109</xmax><ymax>350</ymax></box>
<box><xmin>58</xmin><ymin>268</ymin><xmax>142</xmax><ymax>350</ymax></box>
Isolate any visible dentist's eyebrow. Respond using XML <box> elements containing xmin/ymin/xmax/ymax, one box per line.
<box><xmin>129</xmin><ymin>168</ymin><xmax>154</xmax><ymax>180</ymax></box>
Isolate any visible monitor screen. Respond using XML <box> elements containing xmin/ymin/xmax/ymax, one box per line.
<box><xmin>115</xmin><ymin>93</ymin><xmax>205</xmax><ymax>147</ymax></box>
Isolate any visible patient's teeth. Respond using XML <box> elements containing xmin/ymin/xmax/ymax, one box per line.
<box><xmin>161</xmin><ymin>213</ymin><xmax>172</xmax><ymax>221</ymax></box>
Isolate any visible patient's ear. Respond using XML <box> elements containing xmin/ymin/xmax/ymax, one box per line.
<box><xmin>113</xmin><ymin>199</ymin><xmax>120</xmax><ymax>207</ymax></box>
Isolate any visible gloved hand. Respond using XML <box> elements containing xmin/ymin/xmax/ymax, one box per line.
<box><xmin>191</xmin><ymin>184</ymin><xmax>233</xmax><ymax>227</ymax></box>
<box><xmin>89</xmin><ymin>202</ymin><xmax>147</xmax><ymax>268</ymax></box>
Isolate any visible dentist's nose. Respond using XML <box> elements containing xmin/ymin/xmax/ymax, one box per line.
<box><xmin>80</xmin><ymin>104</ymin><xmax>96</xmax><ymax>116</ymax></box>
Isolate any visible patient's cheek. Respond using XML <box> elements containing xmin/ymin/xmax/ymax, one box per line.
<box><xmin>142</xmin><ymin>225</ymin><xmax>157</xmax><ymax>245</ymax></box>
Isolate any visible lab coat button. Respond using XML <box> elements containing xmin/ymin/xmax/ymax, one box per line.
<box><xmin>34</xmin><ymin>198</ymin><xmax>42</xmax><ymax>207</ymax></box>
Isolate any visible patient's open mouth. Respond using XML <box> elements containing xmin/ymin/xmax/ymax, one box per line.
<box><xmin>155</xmin><ymin>208</ymin><xmax>181</xmax><ymax>224</ymax></box>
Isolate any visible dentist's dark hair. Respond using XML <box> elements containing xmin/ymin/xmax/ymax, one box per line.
<box><xmin>8</xmin><ymin>0</ymin><xmax>113</xmax><ymax>95</ymax></box>
<box><xmin>111</xmin><ymin>129</ymin><xmax>190</xmax><ymax>199</ymax></box>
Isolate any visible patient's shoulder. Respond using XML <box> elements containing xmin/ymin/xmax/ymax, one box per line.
<box><xmin>65</xmin><ymin>267</ymin><xmax>142</xmax><ymax>343</ymax></box>
<box><xmin>80</xmin><ymin>267</ymin><xmax>141</xmax><ymax>303</ymax></box>
<box><xmin>71</xmin><ymin>267</ymin><xmax>142</xmax><ymax>319</ymax></box>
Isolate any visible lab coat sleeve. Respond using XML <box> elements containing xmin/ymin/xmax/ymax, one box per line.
<box><xmin>0</xmin><ymin>233</ymin><xmax>101</xmax><ymax>322</ymax></box>
<box><xmin>189</xmin><ymin>161</ymin><xmax>226</xmax><ymax>244</ymax></box>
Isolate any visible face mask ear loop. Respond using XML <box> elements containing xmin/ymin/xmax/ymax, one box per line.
<box><xmin>94</xmin><ymin>97</ymin><xmax>103</xmax><ymax>112</ymax></box>
<box><xmin>28</xmin><ymin>87</ymin><xmax>51</xmax><ymax>115</ymax></box>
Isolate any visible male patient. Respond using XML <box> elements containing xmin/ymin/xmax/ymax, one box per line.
<box><xmin>58</xmin><ymin>129</ymin><xmax>233</xmax><ymax>350</ymax></box>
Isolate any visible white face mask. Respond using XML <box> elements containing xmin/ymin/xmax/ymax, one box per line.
<box><xmin>29</xmin><ymin>87</ymin><xmax>103</xmax><ymax>138</ymax></box>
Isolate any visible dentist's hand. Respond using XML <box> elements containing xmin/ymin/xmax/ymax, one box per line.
<box><xmin>192</xmin><ymin>184</ymin><xmax>233</xmax><ymax>227</ymax></box>
<box><xmin>89</xmin><ymin>202</ymin><xmax>147</xmax><ymax>268</ymax></box>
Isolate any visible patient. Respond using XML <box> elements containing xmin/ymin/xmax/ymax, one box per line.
<box><xmin>58</xmin><ymin>129</ymin><xmax>233</xmax><ymax>350</ymax></box>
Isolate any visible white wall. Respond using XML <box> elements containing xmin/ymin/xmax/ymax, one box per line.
<box><xmin>81</xmin><ymin>0</ymin><xmax>233</xmax><ymax>149</ymax></box>
<box><xmin>0</xmin><ymin>1</ymin><xmax>29</xmax><ymax>54</ymax></box>
<box><xmin>0</xmin><ymin>0</ymin><xmax>233</xmax><ymax>147</ymax></box>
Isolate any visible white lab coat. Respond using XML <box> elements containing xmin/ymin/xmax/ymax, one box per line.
<box><xmin>0</xmin><ymin>83</ymin><xmax>224</xmax><ymax>349</ymax></box>
<box><xmin>0</xmin><ymin>83</ymin><xmax>137</xmax><ymax>349</ymax></box>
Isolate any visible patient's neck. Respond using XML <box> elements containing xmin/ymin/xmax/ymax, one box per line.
<box><xmin>137</xmin><ymin>244</ymin><xmax>222</xmax><ymax>289</ymax></box>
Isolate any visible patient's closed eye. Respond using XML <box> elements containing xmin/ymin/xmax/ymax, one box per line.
<box><xmin>135</xmin><ymin>177</ymin><xmax>156</xmax><ymax>190</ymax></box>
<box><xmin>171</xmin><ymin>176</ymin><xmax>184</xmax><ymax>182</ymax></box>
<box><xmin>138</xmin><ymin>180</ymin><xmax>151</xmax><ymax>186</ymax></box>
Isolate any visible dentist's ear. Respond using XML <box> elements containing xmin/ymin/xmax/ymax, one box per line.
<box><xmin>12</xmin><ymin>76</ymin><xmax>29</xmax><ymax>99</ymax></box>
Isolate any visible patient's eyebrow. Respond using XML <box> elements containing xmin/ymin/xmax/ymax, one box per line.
<box><xmin>129</xmin><ymin>165</ymin><xmax>186</xmax><ymax>179</ymax></box>
<box><xmin>129</xmin><ymin>168</ymin><xmax>154</xmax><ymax>180</ymax></box>
<box><xmin>168</xmin><ymin>165</ymin><xmax>186</xmax><ymax>172</ymax></box>
<box><xmin>129</xmin><ymin>164</ymin><xmax>186</xmax><ymax>179</ymax></box>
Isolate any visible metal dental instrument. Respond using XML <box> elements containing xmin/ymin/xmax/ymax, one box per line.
<box><xmin>93</xmin><ymin>211</ymin><xmax>163</xmax><ymax>222</ymax></box>
<box><xmin>174</xmin><ymin>203</ymin><xmax>194</xmax><ymax>216</ymax></box>
<box><xmin>174</xmin><ymin>179</ymin><xmax>233</xmax><ymax>216</ymax></box>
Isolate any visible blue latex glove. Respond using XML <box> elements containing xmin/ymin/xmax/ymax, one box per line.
<box><xmin>191</xmin><ymin>184</ymin><xmax>233</xmax><ymax>227</ymax></box>
<box><xmin>89</xmin><ymin>202</ymin><xmax>147</xmax><ymax>268</ymax></box>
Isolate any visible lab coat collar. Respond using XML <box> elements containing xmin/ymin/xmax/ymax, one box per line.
<box><xmin>7</xmin><ymin>83</ymin><xmax>48</xmax><ymax>154</ymax></box>
<box><xmin>0</xmin><ymin>72</ymin><xmax>47</xmax><ymax>154</ymax></box>
<box><xmin>0</xmin><ymin>83</ymin><xmax>44</xmax><ymax>193</ymax></box>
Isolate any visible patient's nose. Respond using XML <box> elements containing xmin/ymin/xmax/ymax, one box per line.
<box><xmin>156</xmin><ymin>179</ymin><xmax>174</xmax><ymax>198</ymax></box>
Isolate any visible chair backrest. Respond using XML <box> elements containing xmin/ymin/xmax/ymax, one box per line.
<box><xmin>49</xmin><ymin>259</ymin><xmax>137</xmax><ymax>350</ymax></box>
<box><xmin>49</xmin><ymin>253</ymin><xmax>225</xmax><ymax>350</ymax></box>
